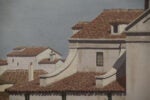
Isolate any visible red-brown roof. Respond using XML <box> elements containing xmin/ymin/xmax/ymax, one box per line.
<box><xmin>0</xmin><ymin>60</ymin><xmax>7</xmax><ymax>66</ymax></box>
<box><xmin>71</xmin><ymin>9</ymin><xmax>143</xmax><ymax>39</ymax></box>
<box><xmin>7</xmin><ymin>47</ymin><xmax>48</xmax><ymax>57</ymax></box>
<box><xmin>38</xmin><ymin>58</ymin><xmax>64</xmax><ymax>64</ymax></box>
<box><xmin>0</xmin><ymin>69</ymin><xmax>47</xmax><ymax>85</ymax></box>
<box><xmin>72</xmin><ymin>21</ymin><xmax>90</xmax><ymax>30</ymax></box>
<box><xmin>6</xmin><ymin>72</ymin><xmax>125</xmax><ymax>94</ymax></box>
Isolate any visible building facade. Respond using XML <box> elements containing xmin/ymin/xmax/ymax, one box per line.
<box><xmin>6</xmin><ymin>0</ymin><xmax>150</xmax><ymax>100</ymax></box>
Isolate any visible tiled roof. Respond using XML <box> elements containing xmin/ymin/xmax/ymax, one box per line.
<box><xmin>38</xmin><ymin>58</ymin><xmax>64</xmax><ymax>64</ymax></box>
<box><xmin>0</xmin><ymin>92</ymin><xmax>9</xmax><ymax>100</ymax></box>
<box><xmin>72</xmin><ymin>21</ymin><xmax>89</xmax><ymax>30</ymax></box>
<box><xmin>0</xmin><ymin>60</ymin><xmax>7</xmax><ymax>66</ymax></box>
<box><xmin>0</xmin><ymin>69</ymin><xmax>47</xmax><ymax>85</ymax></box>
<box><xmin>71</xmin><ymin>9</ymin><xmax>143</xmax><ymax>39</ymax></box>
<box><xmin>7</xmin><ymin>47</ymin><xmax>48</xmax><ymax>57</ymax></box>
<box><xmin>6</xmin><ymin>72</ymin><xmax>125</xmax><ymax>94</ymax></box>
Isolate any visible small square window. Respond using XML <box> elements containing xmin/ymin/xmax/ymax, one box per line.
<box><xmin>96</xmin><ymin>52</ymin><xmax>103</xmax><ymax>66</ymax></box>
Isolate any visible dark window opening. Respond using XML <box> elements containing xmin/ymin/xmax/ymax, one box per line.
<box><xmin>62</xmin><ymin>93</ymin><xmax>66</xmax><ymax>100</ymax></box>
<box><xmin>25</xmin><ymin>94</ymin><xmax>30</xmax><ymax>100</ymax></box>
<box><xmin>96</xmin><ymin>52</ymin><xmax>103</xmax><ymax>66</ymax></box>
<box><xmin>12</xmin><ymin>59</ymin><xmax>14</xmax><ymax>63</ymax></box>
<box><xmin>17</xmin><ymin>62</ymin><xmax>19</xmax><ymax>66</ymax></box>
<box><xmin>113</xmin><ymin>25</ymin><xmax>118</xmax><ymax>33</ymax></box>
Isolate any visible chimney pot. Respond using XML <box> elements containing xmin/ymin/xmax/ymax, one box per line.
<box><xmin>145</xmin><ymin>0</ymin><xmax>150</xmax><ymax>10</ymax></box>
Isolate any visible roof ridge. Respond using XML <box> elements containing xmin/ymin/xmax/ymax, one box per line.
<box><xmin>104</xmin><ymin>9</ymin><xmax>144</xmax><ymax>12</ymax></box>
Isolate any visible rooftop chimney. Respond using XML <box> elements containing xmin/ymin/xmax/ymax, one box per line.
<box><xmin>145</xmin><ymin>0</ymin><xmax>150</xmax><ymax>10</ymax></box>
<box><xmin>28</xmin><ymin>62</ymin><xmax>34</xmax><ymax>81</ymax></box>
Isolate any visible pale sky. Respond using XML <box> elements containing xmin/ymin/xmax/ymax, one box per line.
<box><xmin>0</xmin><ymin>0</ymin><xmax>144</xmax><ymax>58</ymax></box>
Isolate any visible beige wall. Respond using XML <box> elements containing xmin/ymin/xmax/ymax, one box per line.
<box><xmin>69</xmin><ymin>42</ymin><xmax>125</xmax><ymax>73</ymax></box>
<box><xmin>9</xmin><ymin>94</ymin><xmax>125</xmax><ymax>100</ymax></box>
<box><xmin>36</xmin><ymin>49</ymin><xmax>62</xmax><ymax>62</ymax></box>
<box><xmin>9</xmin><ymin>95</ymin><xmax>25</xmax><ymax>100</ymax></box>
<box><xmin>30</xmin><ymin>95</ymin><xmax>61</xmax><ymax>100</ymax></box>
<box><xmin>76</xmin><ymin>49</ymin><xmax>121</xmax><ymax>73</ymax></box>
<box><xmin>126</xmin><ymin>36</ymin><xmax>150</xmax><ymax>100</ymax></box>
<box><xmin>7</xmin><ymin>57</ymin><xmax>36</xmax><ymax>69</ymax></box>
<box><xmin>0</xmin><ymin>65</ymin><xmax>7</xmax><ymax>75</ymax></box>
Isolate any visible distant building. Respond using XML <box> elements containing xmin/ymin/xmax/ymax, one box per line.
<box><xmin>6</xmin><ymin>9</ymin><xmax>142</xmax><ymax>100</ymax></box>
<box><xmin>7</xmin><ymin>46</ymin><xmax>64</xmax><ymax>73</ymax></box>
<box><xmin>0</xmin><ymin>47</ymin><xmax>63</xmax><ymax>100</ymax></box>
<box><xmin>6</xmin><ymin>0</ymin><xmax>150</xmax><ymax>100</ymax></box>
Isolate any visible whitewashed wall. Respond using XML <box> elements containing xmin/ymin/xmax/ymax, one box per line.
<box><xmin>126</xmin><ymin>36</ymin><xmax>150</xmax><ymax>100</ymax></box>
<box><xmin>69</xmin><ymin>42</ymin><xmax>125</xmax><ymax>73</ymax></box>
<box><xmin>7</xmin><ymin>48</ymin><xmax>62</xmax><ymax>70</ymax></box>
<box><xmin>76</xmin><ymin>49</ymin><xmax>120</xmax><ymax>73</ymax></box>
<box><xmin>9</xmin><ymin>95</ymin><xmax>25</xmax><ymax>100</ymax></box>
<box><xmin>0</xmin><ymin>65</ymin><xmax>7</xmax><ymax>75</ymax></box>
<box><xmin>7</xmin><ymin>57</ymin><xmax>36</xmax><ymax>69</ymax></box>
<box><xmin>37</xmin><ymin>61</ymin><xmax>64</xmax><ymax>73</ymax></box>
<box><xmin>36</xmin><ymin>49</ymin><xmax>62</xmax><ymax>62</ymax></box>
<box><xmin>30</xmin><ymin>95</ymin><xmax>61</xmax><ymax>100</ymax></box>
<box><xmin>9</xmin><ymin>94</ymin><xmax>125</xmax><ymax>100</ymax></box>
<box><xmin>37</xmin><ymin>64</ymin><xmax>56</xmax><ymax>73</ymax></box>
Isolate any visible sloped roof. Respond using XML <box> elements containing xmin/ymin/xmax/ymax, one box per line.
<box><xmin>7</xmin><ymin>47</ymin><xmax>48</xmax><ymax>57</ymax></box>
<box><xmin>125</xmin><ymin>9</ymin><xmax>150</xmax><ymax>31</ymax></box>
<box><xmin>38</xmin><ymin>58</ymin><xmax>64</xmax><ymax>64</ymax></box>
<box><xmin>6</xmin><ymin>72</ymin><xmax>125</xmax><ymax>95</ymax></box>
<box><xmin>0</xmin><ymin>60</ymin><xmax>7</xmax><ymax>66</ymax></box>
<box><xmin>71</xmin><ymin>9</ymin><xmax>143</xmax><ymax>39</ymax></box>
<box><xmin>72</xmin><ymin>21</ymin><xmax>90</xmax><ymax>30</ymax></box>
<box><xmin>0</xmin><ymin>69</ymin><xmax>47</xmax><ymax>85</ymax></box>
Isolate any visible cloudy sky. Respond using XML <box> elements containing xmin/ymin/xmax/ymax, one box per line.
<box><xmin>0</xmin><ymin>0</ymin><xmax>144</xmax><ymax>58</ymax></box>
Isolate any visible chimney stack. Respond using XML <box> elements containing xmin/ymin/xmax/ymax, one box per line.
<box><xmin>145</xmin><ymin>0</ymin><xmax>150</xmax><ymax>10</ymax></box>
<box><xmin>28</xmin><ymin>62</ymin><xmax>34</xmax><ymax>81</ymax></box>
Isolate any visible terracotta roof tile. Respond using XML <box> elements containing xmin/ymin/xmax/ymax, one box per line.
<box><xmin>6</xmin><ymin>72</ymin><xmax>125</xmax><ymax>94</ymax></box>
<box><xmin>7</xmin><ymin>47</ymin><xmax>48</xmax><ymax>57</ymax></box>
<box><xmin>71</xmin><ymin>9</ymin><xmax>143</xmax><ymax>39</ymax></box>
<box><xmin>0</xmin><ymin>70</ymin><xmax>47</xmax><ymax>85</ymax></box>
<box><xmin>0</xmin><ymin>60</ymin><xmax>8</xmax><ymax>66</ymax></box>
<box><xmin>0</xmin><ymin>92</ymin><xmax>9</xmax><ymax>100</ymax></box>
<box><xmin>72</xmin><ymin>21</ymin><xmax>90</xmax><ymax>30</ymax></box>
<box><xmin>38</xmin><ymin>58</ymin><xmax>64</xmax><ymax>64</ymax></box>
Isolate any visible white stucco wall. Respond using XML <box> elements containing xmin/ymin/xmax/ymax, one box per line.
<box><xmin>126</xmin><ymin>36</ymin><xmax>150</xmax><ymax>100</ymax></box>
<box><xmin>7</xmin><ymin>48</ymin><xmax>62</xmax><ymax>70</ymax></box>
<box><xmin>30</xmin><ymin>95</ymin><xmax>61</xmax><ymax>100</ymax></box>
<box><xmin>9</xmin><ymin>94</ymin><xmax>125</xmax><ymax>100</ymax></box>
<box><xmin>37</xmin><ymin>61</ymin><xmax>63</xmax><ymax>73</ymax></box>
<box><xmin>37</xmin><ymin>64</ymin><xmax>56</xmax><ymax>73</ymax></box>
<box><xmin>111</xmin><ymin>24</ymin><xmax>127</xmax><ymax>34</ymax></box>
<box><xmin>69</xmin><ymin>42</ymin><xmax>125</xmax><ymax>73</ymax></box>
<box><xmin>76</xmin><ymin>49</ymin><xmax>121</xmax><ymax>73</ymax></box>
<box><xmin>0</xmin><ymin>65</ymin><xmax>7</xmax><ymax>75</ymax></box>
<box><xmin>9</xmin><ymin>95</ymin><xmax>25</xmax><ymax>100</ymax></box>
<box><xmin>36</xmin><ymin>49</ymin><xmax>62</xmax><ymax>62</ymax></box>
<box><xmin>7</xmin><ymin>57</ymin><xmax>36</xmax><ymax>69</ymax></box>
<box><xmin>67</xmin><ymin>95</ymin><xmax>107</xmax><ymax>100</ymax></box>
<box><xmin>72</xmin><ymin>30</ymin><xmax>80</xmax><ymax>34</ymax></box>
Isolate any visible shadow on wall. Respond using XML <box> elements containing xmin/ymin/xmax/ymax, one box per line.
<box><xmin>113</xmin><ymin>51</ymin><xmax>126</xmax><ymax>88</ymax></box>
